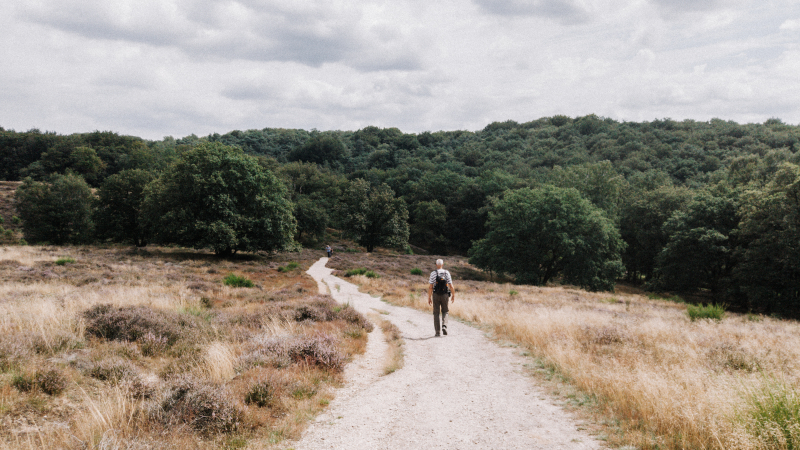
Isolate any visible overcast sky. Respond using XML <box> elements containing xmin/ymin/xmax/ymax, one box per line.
<box><xmin>2</xmin><ymin>0</ymin><xmax>799</xmax><ymax>140</ymax></box>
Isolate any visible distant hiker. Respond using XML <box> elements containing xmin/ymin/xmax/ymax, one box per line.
<box><xmin>325</xmin><ymin>245</ymin><xmax>332</xmax><ymax>258</ymax></box>
<box><xmin>428</xmin><ymin>259</ymin><xmax>455</xmax><ymax>337</ymax></box>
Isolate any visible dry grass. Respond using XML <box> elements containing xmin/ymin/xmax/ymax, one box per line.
<box><xmin>376</xmin><ymin>317</ymin><xmax>404</xmax><ymax>376</ymax></box>
<box><xmin>0</xmin><ymin>245</ymin><xmax>371</xmax><ymax>449</ymax></box>
<box><xmin>330</xmin><ymin>253</ymin><xmax>800</xmax><ymax>450</ymax></box>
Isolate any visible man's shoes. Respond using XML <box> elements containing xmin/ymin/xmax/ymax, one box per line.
<box><xmin>434</xmin><ymin>333</ymin><xmax>440</xmax><ymax>337</ymax></box>
<box><xmin>442</xmin><ymin>327</ymin><xmax>447</xmax><ymax>336</ymax></box>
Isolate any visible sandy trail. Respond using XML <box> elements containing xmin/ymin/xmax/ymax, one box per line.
<box><xmin>288</xmin><ymin>257</ymin><xmax>602</xmax><ymax>450</ymax></box>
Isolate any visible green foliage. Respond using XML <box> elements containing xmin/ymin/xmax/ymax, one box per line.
<box><xmin>620</xmin><ymin>184</ymin><xmax>692</xmax><ymax>281</ymax></box>
<box><xmin>686</xmin><ymin>303</ymin><xmax>725</xmax><ymax>321</ymax></box>
<box><xmin>244</xmin><ymin>381</ymin><xmax>274</xmax><ymax>407</ymax></box>
<box><xmin>55</xmin><ymin>257</ymin><xmax>75</xmax><ymax>266</ymax></box>
<box><xmin>651</xmin><ymin>188</ymin><xmax>739</xmax><ymax>297</ymax></box>
<box><xmin>95</xmin><ymin>169</ymin><xmax>156</xmax><ymax>247</ymax></box>
<box><xmin>140</xmin><ymin>142</ymin><xmax>297</xmax><ymax>255</ymax></box>
<box><xmin>410</xmin><ymin>268</ymin><xmax>423</xmax><ymax>275</ymax></box>
<box><xmin>223</xmin><ymin>274</ymin><xmax>254</xmax><ymax>288</ymax></box>
<box><xmin>287</xmin><ymin>132</ymin><xmax>347</xmax><ymax>166</ymax></box>
<box><xmin>733</xmin><ymin>163</ymin><xmax>800</xmax><ymax>316</ymax></box>
<box><xmin>469</xmin><ymin>186</ymin><xmax>624</xmax><ymax>291</ymax></box>
<box><xmin>744</xmin><ymin>378</ymin><xmax>800</xmax><ymax>449</ymax></box>
<box><xmin>277</xmin><ymin>262</ymin><xmax>299</xmax><ymax>272</ymax></box>
<box><xmin>336</xmin><ymin>179</ymin><xmax>409</xmax><ymax>252</ymax></box>
<box><xmin>14</xmin><ymin>173</ymin><xmax>95</xmax><ymax>244</ymax></box>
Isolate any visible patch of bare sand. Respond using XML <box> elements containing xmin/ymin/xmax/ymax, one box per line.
<box><xmin>290</xmin><ymin>257</ymin><xmax>602</xmax><ymax>450</ymax></box>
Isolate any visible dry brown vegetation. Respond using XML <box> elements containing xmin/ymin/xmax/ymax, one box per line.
<box><xmin>329</xmin><ymin>253</ymin><xmax>800</xmax><ymax>450</ymax></box>
<box><xmin>0</xmin><ymin>245</ymin><xmax>371</xmax><ymax>449</ymax></box>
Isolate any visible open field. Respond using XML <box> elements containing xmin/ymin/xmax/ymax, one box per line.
<box><xmin>0</xmin><ymin>245</ymin><xmax>371</xmax><ymax>449</ymax></box>
<box><xmin>328</xmin><ymin>253</ymin><xmax>800</xmax><ymax>450</ymax></box>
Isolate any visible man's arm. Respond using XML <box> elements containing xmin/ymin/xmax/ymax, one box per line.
<box><xmin>427</xmin><ymin>283</ymin><xmax>433</xmax><ymax>305</ymax></box>
<box><xmin>448</xmin><ymin>283</ymin><xmax>455</xmax><ymax>303</ymax></box>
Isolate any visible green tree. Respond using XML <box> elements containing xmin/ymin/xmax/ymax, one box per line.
<box><xmin>287</xmin><ymin>133</ymin><xmax>347</xmax><ymax>166</ymax></box>
<box><xmin>733</xmin><ymin>163</ymin><xmax>800</xmax><ymax>316</ymax></box>
<box><xmin>410</xmin><ymin>200</ymin><xmax>447</xmax><ymax>252</ymax></box>
<box><xmin>294</xmin><ymin>196</ymin><xmax>328</xmax><ymax>242</ymax></box>
<box><xmin>619</xmin><ymin>185</ymin><xmax>692</xmax><ymax>281</ymax></box>
<box><xmin>140</xmin><ymin>143</ymin><xmax>296</xmax><ymax>255</ymax></box>
<box><xmin>14</xmin><ymin>173</ymin><xmax>95</xmax><ymax>244</ymax></box>
<box><xmin>94</xmin><ymin>169</ymin><xmax>156</xmax><ymax>247</ymax></box>
<box><xmin>337</xmin><ymin>179</ymin><xmax>409</xmax><ymax>252</ymax></box>
<box><xmin>651</xmin><ymin>188</ymin><xmax>739</xmax><ymax>297</ymax></box>
<box><xmin>469</xmin><ymin>186</ymin><xmax>624</xmax><ymax>291</ymax></box>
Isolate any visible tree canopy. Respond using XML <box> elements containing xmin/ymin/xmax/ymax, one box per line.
<box><xmin>140</xmin><ymin>142</ymin><xmax>297</xmax><ymax>255</ymax></box>
<box><xmin>469</xmin><ymin>186</ymin><xmax>625</xmax><ymax>291</ymax></box>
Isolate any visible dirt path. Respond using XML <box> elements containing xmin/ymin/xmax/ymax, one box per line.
<box><xmin>288</xmin><ymin>257</ymin><xmax>603</xmax><ymax>450</ymax></box>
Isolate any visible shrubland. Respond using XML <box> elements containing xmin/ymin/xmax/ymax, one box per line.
<box><xmin>329</xmin><ymin>252</ymin><xmax>800</xmax><ymax>450</ymax></box>
<box><xmin>0</xmin><ymin>245</ymin><xmax>372</xmax><ymax>449</ymax></box>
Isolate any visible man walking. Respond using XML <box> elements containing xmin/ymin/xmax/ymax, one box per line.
<box><xmin>428</xmin><ymin>259</ymin><xmax>455</xmax><ymax>337</ymax></box>
<box><xmin>324</xmin><ymin>245</ymin><xmax>332</xmax><ymax>258</ymax></box>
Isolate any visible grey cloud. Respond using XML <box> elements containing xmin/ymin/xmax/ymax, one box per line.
<box><xmin>19</xmin><ymin>0</ymin><xmax>423</xmax><ymax>71</ymax></box>
<box><xmin>473</xmin><ymin>0</ymin><xmax>592</xmax><ymax>24</ymax></box>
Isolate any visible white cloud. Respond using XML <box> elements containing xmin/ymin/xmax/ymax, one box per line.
<box><xmin>2</xmin><ymin>0</ymin><xmax>800</xmax><ymax>140</ymax></box>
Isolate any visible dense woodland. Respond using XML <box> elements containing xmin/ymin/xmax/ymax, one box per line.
<box><xmin>3</xmin><ymin>115</ymin><xmax>800</xmax><ymax>316</ymax></box>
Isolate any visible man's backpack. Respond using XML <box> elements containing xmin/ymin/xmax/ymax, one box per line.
<box><xmin>433</xmin><ymin>269</ymin><xmax>449</xmax><ymax>294</ymax></box>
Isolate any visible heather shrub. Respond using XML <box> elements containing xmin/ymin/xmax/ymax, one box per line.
<box><xmin>287</xmin><ymin>334</ymin><xmax>344</xmax><ymax>371</ymax></box>
<box><xmin>344</xmin><ymin>268</ymin><xmax>368</xmax><ymax>277</ymax></box>
<box><xmin>140</xmin><ymin>332</ymin><xmax>169</xmax><ymax>357</ymax></box>
<box><xmin>14</xmin><ymin>368</ymin><xmax>68</xmax><ymax>395</ymax></box>
<box><xmin>410</xmin><ymin>268</ymin><xmax>423</xmax><ymax>275</ymax></box>
<box><xmin>88</xmin><ymin>357</ymin><xmax>137</xmax><ymax>383</ymax></box>
<box><xmin>83</xmin><ymin>304</ymin><xmax>195</xmax><ymax>348</ymax></box>
<box><xmin>35</xmin><ymin>368</ymin><xmax>68</xmax><ymax>395</ymax></box>
<box><xmin>244</xmin><ymin>381</ymin><xmax>274</xmax><ymax>408</ymax></box>
<box><xmin>238</xmin><ymin>334</ymin><xmax>344</xmax><ymax>372</ymax></box>
<box><xmin>159</xmin><ymin>376</ymin><xmax>243</xmax><ymax>435</ymax></box>
<box><xmin>335</xmin><ymin>304</ymin><xmax>374</xmax><ymax>332</ymax></box>
<box><xmin>223</xmin><ymin>274</ymin><xmax>254</xmax><ymax>288</ymax></box>
<box><xmin>55</xmin><ymin>257</ymin><xmax>75</xmax><ymax>266</ymax></box>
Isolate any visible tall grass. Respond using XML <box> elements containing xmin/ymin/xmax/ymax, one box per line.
<box><xmin>687</xmin><ymin>303</ymin><xmax>726</xmax><ymax>321</ymax></box>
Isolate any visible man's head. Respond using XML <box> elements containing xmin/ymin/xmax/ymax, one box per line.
<box><xmin>435</xmin><ymin>259</ymin><xmax>444</xmax><ymax>268</ymax></box>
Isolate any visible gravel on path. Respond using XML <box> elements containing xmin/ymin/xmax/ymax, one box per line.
<box><xmin>287</xmin><ymin>257</ymin><xmax>603</xmax><ymax>450</ymax></box>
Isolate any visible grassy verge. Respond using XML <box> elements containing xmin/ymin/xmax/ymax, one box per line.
<box><xmin>0</xmin><ymin>245</ymin><xmax>371</xmax><ymax>449</ymax></box>
<box><xmin>328</xmin><ymin>253</ymin><xmax>800</xmax><ymax>450</ymax></box>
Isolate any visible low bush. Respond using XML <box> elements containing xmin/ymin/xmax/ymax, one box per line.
<box><xmin>224</xmin><ymin>274</ymin><xmax>254</xmax><ymax>288</ymax></box>
<box><xmin>410</xmin><ymin>268</ymin><xmax>423</xmax><ymax>275</ymax></box>
<box><xmin>344</xmin><ymin>268</ymin><xmax>379</xmax><ymax>278</ymax></box>
<box><xmin>239</xmin><ymin>334</ymin><xmax>345</xmax><ymax>372</ymax></box>
<box><xmin>55</xmin><ymin>257</ymin><xmax>75</xmax><ymax>266</ymax></box>
<box><xmin>336</xmin><ymin>304</ymin><xmax>374</xmax><ymax>332</ymax></box>
<box><xmin>277</xmin><ymin>262</ymin><xmax>299</xmax><ymax>272</ymax></box>
<box><xmin>35</xmin><ymin>368</ymin><xmax>68</xmax><ymax>395</ymax></box>
<box><xmin>13</xmin><ymin>368</ymin><xmax>68</xmax><ymax>395</ymax></box>
<box><xmin>83</xmin><ymin>304</ymin><xmax>195</xmax><ymax>348</ymax></box>
<box><xmin>88</xmin><ymin>357</ymin><xmax>137</xmax><ymax>383</ymax></box>
<box><xmin>244</xmin><ymin>381</ymin><xmax>274</xmax><ymax>408</ymax></box>
<box><xmin>287</xmin><ymin>334</ymin><xmax>344</xmax><ymax>371</ymax></box>
<box><xmin>159</xmin><ymin>376</ymin><xmax>243</xmax><ymax>435</ymax></box>
<box><xmin>687</xmin><ymin>303</ymin><xmax>725</xmax><ymax>321</ymax></box>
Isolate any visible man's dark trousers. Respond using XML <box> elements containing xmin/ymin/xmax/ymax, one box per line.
<box><xmin>432</xmin><ymin>292</ymin><xmax>449</xmax><ymax>335</ymax></box>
